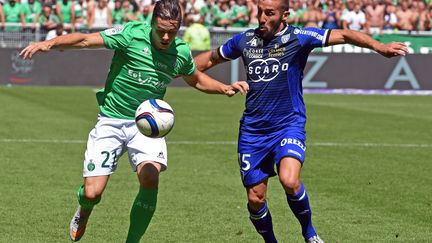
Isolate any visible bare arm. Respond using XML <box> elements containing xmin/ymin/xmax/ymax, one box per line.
<box><xmin>0</xmin><ymin>6</ymin><xmax>5</xmax><ymax>30</ymax></box>
<box><xmin>56</xmin><ymin>2</ymin><xmax>63</xmax><ymax>23</ymax></box>
<box><xmin>20</xmin><ymin>12</ymin><xmax>26</xmax><ymax>29</ymax></box>
<box><xmin>191</xmin><ymin>47</ymin><xmax>249</xmax><ymax>95</ymax></box>
<box><xmin>70</xmin><ymin>4</ymin><xmax>76</xmax><ymax>30</ymax></box>
<box><xmin>32</xmin><ymin>13</ymin><xmax>40</xmax><ymax>28</ymax></box>
<box><xmin>87</xmin><ymin>7</ymin><xmax>94</xmax><ymax>30</ymax></box>
<box><xmin>194</xmin><ymin>49</ymin><xmax>228</xmax><ymax>72</ymax></box>
<box><xmin>327</xmin><ymin>29</ymin><xmax>408</xmax><ymax>57</ymax></box>
<box><xmin>183</xmin><ymin>70</ymin><xmax>248</xmax><ymax>96</ymax></box>
<box><xmin>107</xmin><ymin>8</ymin><xmax>112</xmax><ymax>27</ymax></box>
<box><xmin>342</xmin><ymin>19</ymin><xmax>348</xmax><ymax>29</ymax></box>
<box><xmin>20</xmin><ymin>32</ymin><xmax>105</xmax><ymax>59</ymax></box>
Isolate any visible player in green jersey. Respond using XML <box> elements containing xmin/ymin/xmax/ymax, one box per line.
<box><xmin>56</xmin><ymin>0</ymin><xmax>74</xmax><ymax>26</ymax></box>
<box><xmin>2</xmin><ymin>0</ymin><xmax>25</xmax><ymax>32</ymax></box>
<box><xmin>20</xmin><ymin>0</ymin><xmax>249</xmax><ymax>242</ymax></box>
<box><xmin>22</xmin><ymin>0</ymin><xmax>42</xmax><ymax>29</ymax></box>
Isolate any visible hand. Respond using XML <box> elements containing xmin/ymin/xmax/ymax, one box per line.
<box><xmin>376</xmin><ymin>42</ymin><xmax>408</xmax><ymax>58</ymax></box>
<box><xmin>20</xmin><ymin>40</ymin><xmax>53</xmax><ymax>59</ymax></box>
<box><xmin>224</xmin><ymin>81</ymin><xmax>249</xmax><ymax>97</ymax></box>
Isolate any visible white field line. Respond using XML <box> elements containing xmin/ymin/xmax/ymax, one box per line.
<box><xmin>0</xmin><ymin>138</ymin><xmax>431</xmax><ymax>148</ymax></box>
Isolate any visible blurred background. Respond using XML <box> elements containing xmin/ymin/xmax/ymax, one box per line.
<box><xmin>0</xmin><ymin>0</ymin><xmax>431</xmax><ymax>90</ymax></box>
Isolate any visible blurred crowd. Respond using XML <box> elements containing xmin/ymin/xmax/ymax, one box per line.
<box><xmin>0</xmin><ymin>0</ymin><xmax>431</xmax><ymax>34</ymax></box>
<box><xmin>289</xmin><ymin>0</ymin><xmax>432</xmax><ymax>34</ymax></box>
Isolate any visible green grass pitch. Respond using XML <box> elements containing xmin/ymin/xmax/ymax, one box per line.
<box><xmin>0</xmin><ymin>86</ymin><xmax>431</xmax><ymax>242</ymax></box>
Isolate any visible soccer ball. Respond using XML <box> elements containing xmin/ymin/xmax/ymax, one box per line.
<box><xmin>135</xmin><ymin>99</ymin><xmax>175</xmax><ymax>138</ymax></box>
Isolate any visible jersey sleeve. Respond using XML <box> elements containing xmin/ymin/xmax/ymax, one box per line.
<box><xmin>100</xmin><ymin>22</ymin><xmax>136</xmax><ymax>50</ymax></box>
<box><xmin>296</xmin><ymin>27</ymin><xmax>331</xmax><ymax>49</ymax></box>
<box><xmin>218</xmin><ymin>32</ymin><xmax>243</xmax><ymax>61</ymax></box>
<box><xmin>178</xmin><ymin>47</ymin><xmax>196</xmax><ymax>76</ymax></box>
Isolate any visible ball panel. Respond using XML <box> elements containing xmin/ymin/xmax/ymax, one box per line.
<box><xmin>135</xmin><ymin>112</ymin><xmax>160</xmax><ymax>138</ymax></box>
<box><xmin>135</xmin><ymin>99</ymin><xmax>175</xmax><ymax>138</ymax></box>
<box><xmin>150</xmin><ymin>99</ymin><xmax>174</xmax><ymax>114</ymax></box>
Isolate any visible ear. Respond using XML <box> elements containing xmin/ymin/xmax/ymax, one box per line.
<box><xmin>282</xmin><ymin>9</ymin><xmax>290</xmax><ymax>22</ymax></box>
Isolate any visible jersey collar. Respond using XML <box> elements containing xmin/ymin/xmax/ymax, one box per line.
<box><xmin>275</xmin><ymin>24</ymin><xmax>289</xmax><ymax>36</ymax></box>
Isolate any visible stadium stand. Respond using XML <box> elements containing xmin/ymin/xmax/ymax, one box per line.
<box><xmin>0</xmin><ymin>0</ymin><xmax>431</xmax><ymax>49</ymax></box>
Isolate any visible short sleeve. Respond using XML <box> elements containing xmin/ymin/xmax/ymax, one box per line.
<box><xmin>218</xmin><ymin>32</ymin><xmax>243</xmax><ymax>60</ymax></box>
<box><xmin>296</xmin><ymin>27</ymin><xmax>330</xmax><ymax>49</ymax></box>
<box><xmin>178</xmin><ymin>49</ymin><xmax>196</xmax><ymax>76</ymax></box>
<box><xmin>100</xmin><ymin>22</ymin><xmax>136</xmax><ymax>50</ymax></box>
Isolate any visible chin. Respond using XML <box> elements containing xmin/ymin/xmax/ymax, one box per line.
<box><xmin>158</xmin><ymin>46</ymin><xmax>169</xmax><ymax>50</ymax></box>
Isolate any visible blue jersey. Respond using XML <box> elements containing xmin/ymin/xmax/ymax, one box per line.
<box><xmin>219</xmin><ymin>25</ymin><xmax>330</xmax><ymax>133</ymax></box>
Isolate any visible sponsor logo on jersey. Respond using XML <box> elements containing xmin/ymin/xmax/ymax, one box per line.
<box><xmin>246</xmin><ymin>36</ymin><xmax>263</xmax><ymax>47</ymax></box>
<box><xmin>155</xmin><ymin>61</ymin><xmax>168</xmax><ymax>70</ymax></box>
<box><xmin>280</xmin><ymin>138</ymin><xmax>306</xmax><ymax>151</ymax></box>
<box><xmin>104</xmin><ymin>25</ymin><xmax>124</xmax><ymax>35</ymax></box>
<box><xmin>246</xmin><ymin>32</ymin><xmax>255</xmax><ymax>36</ymax></box>
<box><xmin>243</xmin><ymin>48</ymin><xmax>263</xmax><ymax>58</ymax></box>
<box><xmin>247</xmin><ymin>58</ymin><xmax>289</xmax><ymax>82</ymax></box>
<box><xmin>127</xmin><ymin>69</ymin><xmax>168</xmax><ymax>89</ymax></box>
<box><xmin>293</xmin><ymin>29</ymin><xmax>324</xmax><ymax>41</ymax></box>
<box><xmin>268</xmin><ymin>47</ymin><xmax>286</xmax><ymax>57</ymax></box>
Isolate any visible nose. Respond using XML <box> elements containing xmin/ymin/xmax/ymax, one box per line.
<box><xmin>258</xmin><ymin>12</ymin><xmax>267</xmax><ymax>26</ymax></box>
<box><xmin>162</xmin><ymin>32</ymin><xmax>169</xmax><ymax>41</ymax></box>
<box><xmin>258</xmin><ymin>16</ymin><xmax>265</xmax><ymax>26</ymax></box>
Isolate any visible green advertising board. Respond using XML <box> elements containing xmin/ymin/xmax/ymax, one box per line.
<box><xmin>315</xmin><ymin>33</ymin><xmax>432</xmax><ymax>54</ymax></box>
<box><xmin>377</xmin><ymin>34</ymin><xmax>432</xmax><ymax>54</ymax></box>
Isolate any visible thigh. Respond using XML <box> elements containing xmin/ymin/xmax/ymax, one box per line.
<box><xmin>83</xmin><ymin>116</ymin><xmax>126</xmax><ymax>177</ymax></box>
<box><xmin>127</xmin><ymin>127</ymin><xmax>168</xmax><ymax>172</ymax></box>
<box><xmin>238</xmin><ymin>132</ymin><xmax>277</xmax><ymax>187</ymax></box>
<box><xmin>278</xmin><ymin>157</ymin><xmax>302</xmax><ymax>193</ymax></box>
<box><xmin>274</xmin><ymin>129</ymin><xmax>307</xmax><ymax>170</ymax></box>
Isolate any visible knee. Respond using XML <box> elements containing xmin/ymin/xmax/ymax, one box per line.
<box><xmin>247</xmin><ymin>190</ymin><xmax>266</xmax><ymax>210</ymax></box>
<box><xmin>83</xmin><ymin>185</ymin><xmax>103</xmax><ymax>200</ymax></box>
<box><xmin>138</xmin><ymin>163</ymin><xmax>160</xmax><ymax>189</ymax></box>
<box><xmin>279</xmin><ymin>176</ymin><xmax>301</xmax><ymax>194</ymax></box>
<box><xmin>140</xmin><ymin>173</ymin><xmax>159</xmax><ymax>188</ymax></box>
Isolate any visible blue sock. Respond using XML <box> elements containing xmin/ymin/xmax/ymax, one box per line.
<box><xmin>286</xmin><ymin>182</ymin><xmax>316</xmax><ymax>240</ymax></box>
<box><xmin>248</xmin><ymin>202</ymin><xmax>278</xmax><ymax>243</ymax></box>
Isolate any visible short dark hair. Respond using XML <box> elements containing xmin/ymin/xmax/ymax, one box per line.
<box><xmin>282</xmin><ymin>0</ymin><xmax>289</xmax><ymax>11</ymax></box>
<box><xmin>151</xmin><ymin>0</ymin><xmax>182</xmax><ymax>24</ymax></box>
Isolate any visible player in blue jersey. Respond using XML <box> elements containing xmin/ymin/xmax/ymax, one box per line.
<box><xmin>194</xmin><ymin>0</ymin><xmax>408</xmax><ymax>242</ymax></box>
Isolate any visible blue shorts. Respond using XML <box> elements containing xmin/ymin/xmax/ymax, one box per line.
<box><xmin>237</xmin><ymin>128</ymin><xmax>306</xmax><ymax>187</ymax></box>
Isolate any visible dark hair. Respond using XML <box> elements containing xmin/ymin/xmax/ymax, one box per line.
<box><xmin>151</xmin><ymin>0</ymin><xmax>182</xmax><ymax>24</ymax></box>
<box><xmin>282</xmin><ymin>0</ymin><xmax>289</xmax><ymax>11</ymax></box>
